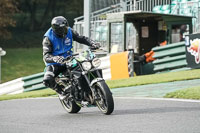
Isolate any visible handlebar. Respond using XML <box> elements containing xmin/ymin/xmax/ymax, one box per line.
<box><xmin>90</xmin><ymin>48</ymin><xmax>106</xmax><ymax>53</ymax></box>
<box><xmin>61</xmin><ymin>53</ymin><xmax>79</xmax><ymax>63</ymax></box>
<box><xmin>61</xmin><ymin>48</ymin><xmax>106</xmax><ymax>64</ymax></box>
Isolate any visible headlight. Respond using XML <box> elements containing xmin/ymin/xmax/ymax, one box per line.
<box><xmin>92</xmin><ymin>58</ymin><xmax>101</xmax><ymax>68</ymax></box>
<box><xmin>82</xmin><ymin>62</ymin><xmax>92</xmax><ymax>71</ymax></box>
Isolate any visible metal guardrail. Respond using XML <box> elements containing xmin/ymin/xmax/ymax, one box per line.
<box><xmin>22</xmin><ymin>72</ymin><xmax>46</xmax><ymax>92</ymax></box>
<box><xmin>0</xmin><ymin>78</ymin><xmax>24</xmax><ymax>95</ymax></box>
<box><xmin>152</xmin><ymin>41</ymin><xmax>188</xmax><ymax>72</ymax></box>
<box><xmin>75</xmin><ymin>0</ymin><xmax>172</xmax><ymax>23</ymax></box>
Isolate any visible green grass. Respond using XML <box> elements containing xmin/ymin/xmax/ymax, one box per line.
<box><xmin>0</xmin><ymin>89</ymin><xmax>56</xmax><ymax>101</ymax></box>
<box><xmin>106</xmin><ymin>69</ymin><xmax>200</xmax><ymax>89</ymax></box>
<box><xmin>164</xmin><ymin>86</ymin><xmax>200</xmax><ymax>100</ymax></box>
<box><xmin>1</xmin><ymin>48</ymin><xmax>45</xmax><ymax>82</ymax></box>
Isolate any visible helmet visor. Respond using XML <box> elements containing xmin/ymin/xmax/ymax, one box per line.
<box><xmin>52</xmin><ymin>24</ymin><xmax>68</xmax><ymax>37</ymax></box>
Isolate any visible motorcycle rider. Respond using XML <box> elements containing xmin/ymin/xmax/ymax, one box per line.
<box><xmin>42</xmin><ymin>16</ymin><xmax>100</xmax><ymax>100</ymax></box>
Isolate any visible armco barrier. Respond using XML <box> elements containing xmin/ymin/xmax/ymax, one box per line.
<box><xmin>99</xmin><ymin>56</ymin><xmax>111</xmax><ymax>80</ymax></box>
<box><xmin>0</xmin><ymin>72</ymin><xmax>47</xmax><ymax>95</ymax></box>
<box><xmin>0</xmin><ymin>78</ymin><xmax>24</xmax><ymax>95</ymax></box>
<box><xmin>22</xmin><ymin>72</ymin><xmax>47</xmax><ymax>92</ymax></box>
<box><xmin>152</xmin><ymin>41</ymin><xmax>188</xmax><ymax>72</ymax></box>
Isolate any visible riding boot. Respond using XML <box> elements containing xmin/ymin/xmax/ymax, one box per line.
<box><xmin>53</xmin><ymin>84</ymin><xmax>63</xmax><ymax>94</ymax></box>
<box><xmin>53</xmin><ymin>84</ymin><xmax>67</xmax><ymax>100</ymax></box>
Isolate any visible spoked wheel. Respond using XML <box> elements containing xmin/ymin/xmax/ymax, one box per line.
<box><xmin>93</xmin><ymin>81</ymin><xmax>114</xmax><ymax>115</ymax></box>
<box><xmin>59</xmin><ymin>96</ymin><xmax>81</xmax><ymax>113</ymax></box>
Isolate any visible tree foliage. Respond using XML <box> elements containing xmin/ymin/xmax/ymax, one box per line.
<box><xmin>0</xmin><ymin>0</ymin><xmax>84</xmax><ymax>48</ymax></box>
<box><xmin>0</xmin><ymin>0</ymin><xmax>18</xmax><ymax>39</ymax></box>
<box><xmin>17</xmin><ymin>0</ymin><xmax>83</xmax><ymax>31</ymax></box>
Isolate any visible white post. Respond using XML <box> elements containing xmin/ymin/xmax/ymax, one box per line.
<box><xmin>0</xmin><ymin>57</ymin><xmax>1</xmax><ymax>83</ymax></box>
<box><xmin>134</xmin><ymin>0</ymin><xmax>137</xmax><ymax>11</ymax></box>
<box><xmin>130</xmin><ymin>0</ymin><xmax>133</xmax><ymax>11</ymax></box>
<box><xmin>84</xmin><ymin>0</ymin><xmax>91</xmax><ymax>38</ymax></box>
<box><xmin>120</xmin><ymin>0</ymin><xmax>127</xmax><ymax>11</ymax></box>
<box><xmin>83</xmin><ymin>0</ymin><xmax>92</xmax><ymax>50</ymax></box>
<box><xmin>0</xmin><ymin>48</ymin><xmax>6</xmax><ymax>83</ymax></box>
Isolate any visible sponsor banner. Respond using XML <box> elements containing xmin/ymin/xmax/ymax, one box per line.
<box><xmin>185</xmin><ymin>33</ymin><xmax>200</xmax><ymax>68</ymax></box>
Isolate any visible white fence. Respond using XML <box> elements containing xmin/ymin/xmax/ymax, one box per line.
<box><xmin>127</xmin><ymin>0</ymin><xmax>171</xmax><ymax>12</ymax></box>
<box><xmin>75</xmin><ymin>0</ymin><xmax>172</xmax><ymax>22</ymax></box>
<box><xmin>74</xmin><ymin>0</ymin><xmax>200</xmax><ymax>40</ymax></box>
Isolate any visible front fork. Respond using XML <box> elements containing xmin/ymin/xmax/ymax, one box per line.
<box><xmin>83</xmin><ymin>70</ymin><xmax>104</xmax><ymax>101</ymax></box>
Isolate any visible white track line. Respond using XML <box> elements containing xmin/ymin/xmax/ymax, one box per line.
<box><xmin>115</xmin><ymin>97</ymin><xmax>200</xmax><ymax>103</ymax></box>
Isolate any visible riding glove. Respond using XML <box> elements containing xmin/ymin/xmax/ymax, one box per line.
<box><xmin>53</xmin><ymin>56</ymin><xmax>64</xmax><ymax>64</ymax></box>
<box><xmin>91</xmin><ymin>42</ymin><xmax>101</xmax><ymax>50</ymax></box>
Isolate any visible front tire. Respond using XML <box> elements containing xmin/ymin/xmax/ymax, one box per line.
<box><xmin>93</xmin><ymin>81</ymin><xmax>114</xmax><ymax>115</ymax></box>
<box><xmin>59</xmin><ymin>96</ymin><xmax>81</xmax><ymax>113</ymax></box>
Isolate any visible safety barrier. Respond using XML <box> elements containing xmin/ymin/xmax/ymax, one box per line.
<box><xmin>0</xmin><ymin>51</ymin><xmax>134</xmax><ymax>95</ymax></box>
<box><xmin>128</xmin><ymin>51</ymin><xmax>134</xmax><ymax>77</ymax></box>
<box><xmin>99</xmin><ymin>56</ymin><xmax>111</xmax><ymax>80</ymax></box>
<box><xmin>0</xmin><ymin>73</ymin><xmax>47</xmax><ymax>95</ymax></box>
<box><xmin>100</xmin><ymin>51</ymin><xmax>134</xmax><ymax>80</ymax></box>
<box><xmin>0</xmin><ymin>78</ymin><xmax>24</xmax><ymax>95</ymax></box>
<box><xmin>22</xmin><ymin>72</ymin><xmax>46</xmax><ymax>92</ymax></box>
<box><xmin>152</xmin><ymin>41</ymin><xmax>189</xmax><ymax>73</ymax></box>
<box><xmin>110</xmin><ymin>51</ymin><xmax>134</xmax><ymax>80</ymax></box>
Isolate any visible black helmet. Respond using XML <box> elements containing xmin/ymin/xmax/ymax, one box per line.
<box><xmin>51</xmin><ymin>16</ymin><xmax>69</xmax><ymax>37</ymax></box>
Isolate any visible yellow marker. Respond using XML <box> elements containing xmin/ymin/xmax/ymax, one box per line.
<box><xmin>110</xmin><ymin>52</ymin><xmax>129</xmax><ymax>80</ymax></box>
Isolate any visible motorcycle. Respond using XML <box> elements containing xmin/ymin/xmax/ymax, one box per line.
<box><xmin>56</xmin><ymin>49</ymin><xmax>114</xmax><ymax>115</ymax></box>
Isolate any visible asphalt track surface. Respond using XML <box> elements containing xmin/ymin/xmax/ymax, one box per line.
<box><xmin>0</xmin><ymin>97</ymin><xmax>200</xmax><ymax>133</ymax></box>
<box><xmin>112</xmin><ymin>79</ymin><xmax>200</xmax><ymax>97</ymax></box>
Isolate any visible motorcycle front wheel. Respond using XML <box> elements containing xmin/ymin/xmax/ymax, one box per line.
<box><xmin>59</xmin><ymin>96</ymin><xmax>81</xmax><ymax>113</ymax></box>
<box><xmin>93</xmin><ymin>81</ymin><xmax>114</xmax><ymax>115</ymax></box>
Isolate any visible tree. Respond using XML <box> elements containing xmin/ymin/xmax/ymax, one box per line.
<box><xmin>0</xmin><ymin>0</ymin><xmax>18</xmax><ymax>39</ymax></box>
<box><xmin>18</xmin><ymin>0</ymin><xmax>83</xmax><ymax>31</ymax></box>
<box><xmin>21</xmin><ymin>0</ymin><xmax>59</xmax><ymax>31</ymax></box>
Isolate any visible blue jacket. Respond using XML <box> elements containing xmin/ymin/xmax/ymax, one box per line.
<box><xmin>44</xmin><ymin>27</ymin><xmax>73</xmax><ymax>66</ymax></box>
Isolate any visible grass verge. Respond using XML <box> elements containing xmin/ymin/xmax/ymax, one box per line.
<box><xmin>164</xmin><ymin>86</ymin><xmax>200</xmax><ymax>100</ymax></box>
<box><xmin>0</xmin><ymin>89</ymin><xmax>56</xmax><ymax>101</ymax></box>
<box><xmin>106</xmin><ymin>68</ymin><xmax>200</xmax><ymax>89</ymax></box>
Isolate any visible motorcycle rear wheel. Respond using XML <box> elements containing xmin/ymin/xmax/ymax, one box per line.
<box><xmin>59</xmin><ymin>96</ymin><xmax>81</xmax><ymax>113</ymax></box>
<box><xmin>93</xmin><ymin>81</ymin><xmax>114</xmax><ymax>115</ymax></box>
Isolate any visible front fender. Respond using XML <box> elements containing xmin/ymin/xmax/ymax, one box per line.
<box><xmin>90</xmin><ymin>78</ymin><xmax>104</xmax><ymax>87</ymax></box>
